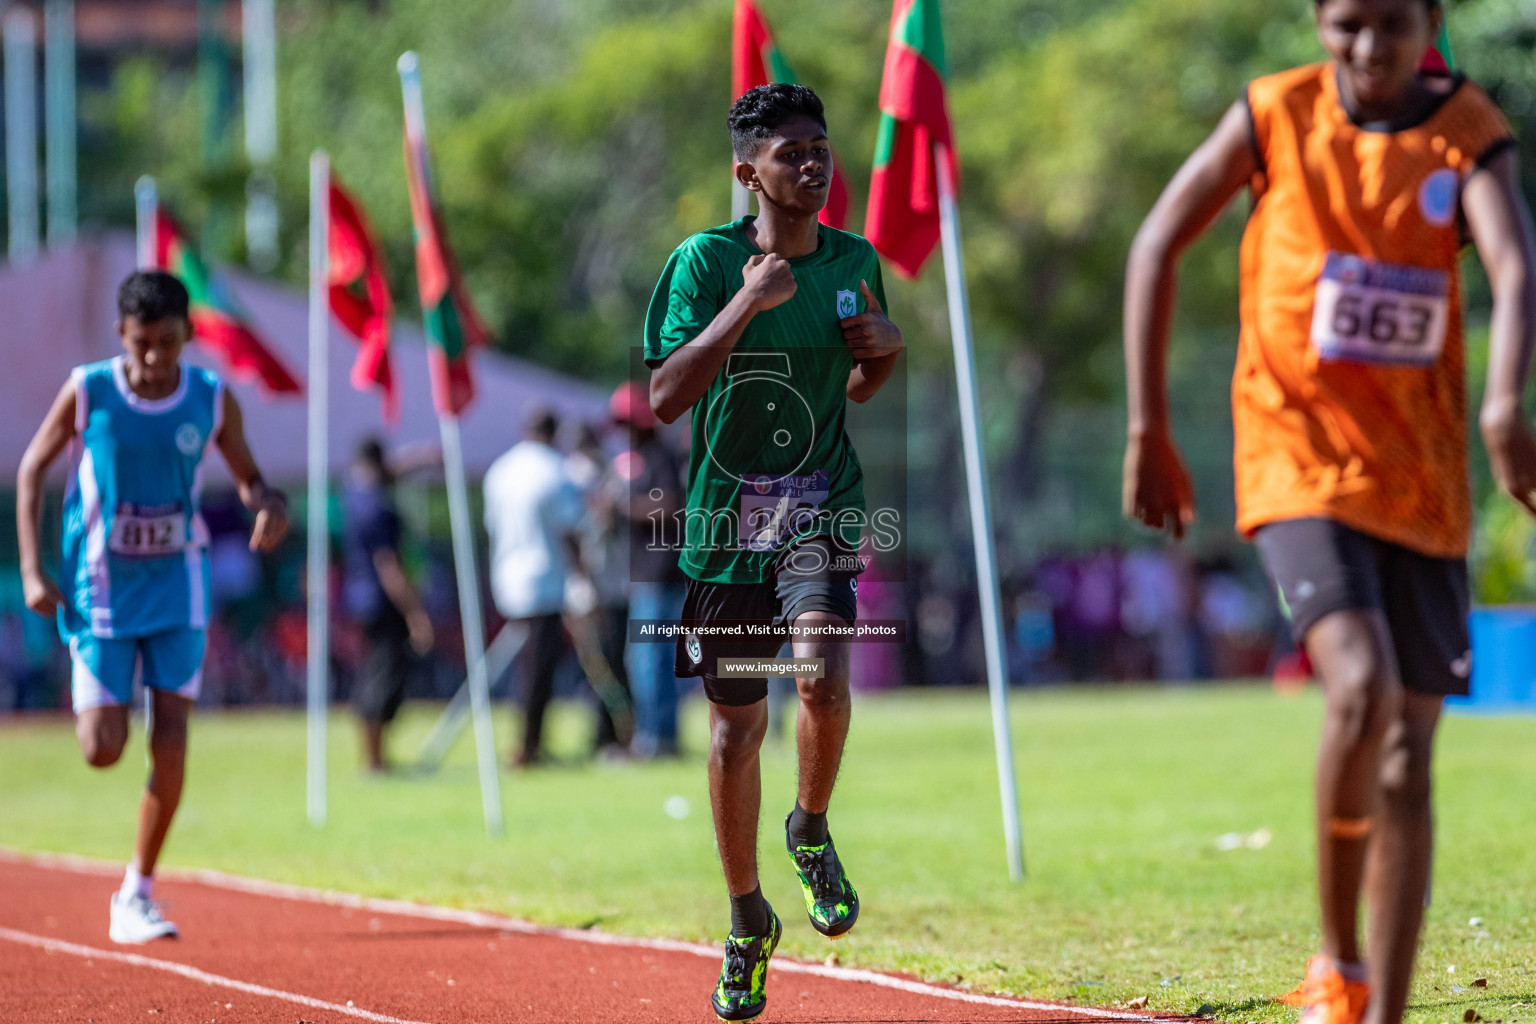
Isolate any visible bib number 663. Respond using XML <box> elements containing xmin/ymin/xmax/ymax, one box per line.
<box><xmin>1311</xmin><ymin>253</ymin><xmax>1449</xmax><ymax>367</ymax></box>
<box><xmin>1329</xmin><ymin>294</ymin><xmax>1435</xmax><ymax>348</ymax></box>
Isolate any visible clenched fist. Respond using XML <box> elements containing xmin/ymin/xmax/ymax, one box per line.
<box><xmin>742</xmin><ymin>253</ymin><xmax>797</xmax><ymax>312</ymax></box>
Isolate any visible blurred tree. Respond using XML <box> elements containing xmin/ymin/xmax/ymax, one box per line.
<box><xmin>67</xmin><ymin>0</ymin><xmax>1534</xmax><ymax>567</ymax></box>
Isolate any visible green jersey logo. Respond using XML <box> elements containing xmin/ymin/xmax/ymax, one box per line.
<box><xmin>836</xmin><ymin>289</ymin><xmax>856</xmax><ymax>319</ymax></box>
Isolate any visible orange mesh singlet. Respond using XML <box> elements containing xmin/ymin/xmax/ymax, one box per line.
<box><xmin>1234</xmin><ymin>63</ymin><xmax>1514</xmax><ymax>558</ymax></box>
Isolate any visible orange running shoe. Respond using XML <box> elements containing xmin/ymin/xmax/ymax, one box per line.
<box><xmin>1280</xmin><ymin>955</ymin><xmax>1370</xmax><ymax>1024</ymax></box>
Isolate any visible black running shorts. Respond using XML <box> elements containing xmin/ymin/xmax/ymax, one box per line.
<box><xmin>676</xmin><ymin>536</ymin><xmax>859</xmax><ymax>707</ymax></box>
<box><xmin>1255</xmin><ymin>517</ymin><xmax>1471</xmax><ymax>697</ymax></box>
<box><xmin>353</xmin><ymin>606</ymin><xmax>413</xmax><ymax>723</ymax></box>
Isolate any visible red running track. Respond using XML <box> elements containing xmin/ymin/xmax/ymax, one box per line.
<box><xmin>0</xmin><ymin>850</ymin><xmax>1179</xmax><ymax>1024</ymax></box>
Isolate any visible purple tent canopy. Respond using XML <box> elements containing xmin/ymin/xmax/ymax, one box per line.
<box><xmin>0</xmin><ymin>234</ymin><xmax>609</xmax><ymax>484</ymax></box>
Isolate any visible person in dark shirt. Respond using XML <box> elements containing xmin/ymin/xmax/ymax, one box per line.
<box><xmin>609</xmin><ymin>382</ymin><xmax>688</xmax><ymax>758</ymax></box>
<box><xmin>343</xmin><ymin>438</ymin><xmax>433</xmax><ymax>772</ymax></box>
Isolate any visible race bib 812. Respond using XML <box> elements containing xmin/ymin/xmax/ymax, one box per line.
<box><xmin>1310</xmin><ymin>252</ymin><xmax>1450</xmax><ymax>367</ymax></box>
<box><xmin>108</xmin><ymin>502</ymin><xmax>188</xmax><ymax>557</ymax></box>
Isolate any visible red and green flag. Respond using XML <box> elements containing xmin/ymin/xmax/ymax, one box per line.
<box><xmin>152</xmin><ymin>210</ymin><xmax>302</xmax><ymax>394</ymax></box>
<box><xmin>402</xmin><ymin>105</ymin><xmax>490</xmax><ymax>417</ymax></box>
<box><xmin>1422</xmin><ymin>22</ymin><xmax>1454</xmax><ymax>73</ymax></box>
<box><xmin>864</xmin><ymin>0</ymin><xmax>958</xmax><ymax>279</ymax></box>
<box><xmin>327</xmin><ymin>176</ymin><xmax>397</xmax><ymax>422</ymax></box>
<box><xmin>731</xmin><ymin>0</ymin><xmax>850</xmax><ymax>230</ymax></box>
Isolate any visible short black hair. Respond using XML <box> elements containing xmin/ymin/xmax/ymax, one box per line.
<box><xmin>729</xmin><ymin>84</ymin><xmax>828</xmax><ymax>161</ymax></box>
<box><xmin>354</xmin><ymin>436</ymin><xmax>392</xmax><ymax>483</ymax></box>
<box><xmin>528</xmin><ymin>408</ymin><xmax>559</xmax><ymax>443</ymax></box>
<box><xmin>117</xmin><ymin>270</ymin><xmax>191</xmax><ymax>323</ymax></box>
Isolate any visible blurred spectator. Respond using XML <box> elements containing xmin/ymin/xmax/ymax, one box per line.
<box><xmin>1061</xmin><ymin>551</ymin><xmax>1121</xmax><ymax>681</ymax></box>
<box><xmin>565</xmin><ymin>423</ymin><xmax>635</xmax><ymax>758</ymax></box>
<box><xmin>1121</xmin><ymin>546</ymin><xmax>1200</xmax><ymax>682</ymax></box>
<box><xmin>849</xmin><ymin>543</ymin><xmax>902</xmax><ymax>692</ymax></box>
<box><xmin>0</xmin><ymin>609</ymin><xmax>62</xmax><ymax>709</ymax></box>
<box><xmin>484</xmin><ymin>410</ymin><xmax>585</xmax><ymax>768</ymax></box>
<box><xmin>343</xmin><ymin>438</ymin><xmax>434</xmax><ymax>773</ymax></box>
<box><xmin>610</xmin><ymin>382</ymin><xmax>690</xmax><ymax>758</ymax></box>
<box><xmin>1196</xmin><ymin>553</ymin><xmax>1274</xmax><ymax>679</ymax></box>
<box><xmin>1009</xmin><ymin>581</ymin><xmax>1058</xmax><ymax>684</ymax></box>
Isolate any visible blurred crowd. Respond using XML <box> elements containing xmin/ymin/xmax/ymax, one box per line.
<box><xmin>0</xmin><ymin>390</ymin><xmax>1294</xmax><ymax>743</ymax></box>
<box><xmin>893</xmin><ymin>545</ymin><xmax>1284</xmax><ymax>690</ymax></box>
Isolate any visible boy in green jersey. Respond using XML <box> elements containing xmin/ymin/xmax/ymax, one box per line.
<box><xmin>645</xmin><ymin>84</ymin><xmax>904</xmax><ymax>1021</ymax></box>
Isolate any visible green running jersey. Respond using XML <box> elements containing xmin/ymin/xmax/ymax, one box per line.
<box><xmin>644</xmin><ymin>217</ymin><xmax>887</xmax><ymax>584</ymax></box>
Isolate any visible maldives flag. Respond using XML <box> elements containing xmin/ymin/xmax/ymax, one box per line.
<box><xmin>327</xmin><ymin>177</ymin><xmax>397</xmax><ymax>422</ymax></box>
<box><xmin>402</xmin><ymin>105</ymin><xmax>490</xmax><ymax>417</ymax></box>
<box><xmin>153</xmin><ymin>210</ymin><xmax>302</xmax><ymax>394</ymax></box>
<box><xmin>864</xmin><ymin>0</ymin><xmax>958</xmax><ymax>279</ymax></box>
<box><xmin>732</xmin><ymin>0</ymin><xmax>850</xmax><ymax>230</ymax></box>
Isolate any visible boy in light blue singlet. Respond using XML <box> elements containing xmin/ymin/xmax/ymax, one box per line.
<box><xmin>16</xmin><ymin>271</ymin><xmax>289</xmax><ymax>944</ymax></box>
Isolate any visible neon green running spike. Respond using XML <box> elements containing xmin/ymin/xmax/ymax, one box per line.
<box><xmin>712</xmin><ymin>906</ymin><xmax>781</xmax><ymax>1022</ymax></box>
<box><xmin>786</xmin><ymin>816</ymin><xmax>860</xmax><ymax>939</ymax></box>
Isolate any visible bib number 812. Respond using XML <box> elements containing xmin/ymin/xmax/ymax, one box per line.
<box><xmin>108</xmin><ymin>511</ymin><xmax>187</xmax><ymax>556</ymax></box>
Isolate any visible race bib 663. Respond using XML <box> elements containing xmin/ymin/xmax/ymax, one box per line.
<box><xmin>1310</xmin><ymin>252</ymin><xmax>1450</xmax><ymax>367</ymax></box>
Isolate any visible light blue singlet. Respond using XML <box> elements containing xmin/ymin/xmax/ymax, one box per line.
<box><xmin>59</xmin><ymin>356</ymin><xmax>223</xmax><ymax>641</ymax></box>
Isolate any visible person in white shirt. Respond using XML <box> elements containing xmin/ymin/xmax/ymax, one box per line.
<box><xmin>483</xmin><ymin>410</ymin><xmax>585</xmax><ymax>767</ymax></box>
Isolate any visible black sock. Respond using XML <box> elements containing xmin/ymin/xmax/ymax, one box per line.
<box><xmin>786</xmin><ymin>801</ymin><xmax>830</xmax><ymax>849</ymax></box>
<box><xmin>729</xmin><ymin>884</ymin><xmax>770</xmax><ymax>937</ymax></box>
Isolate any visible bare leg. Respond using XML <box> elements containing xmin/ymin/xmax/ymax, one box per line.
<box><xmin>791</xmin><ymin>612</ymin><xmax>852</xmax><ymax>815</ymax></box>
<box><xmin>1304</xmin><ymin>610</ymin><xmax>1403</xmax><ymax>965</ymax></box>
<box><xmin>1363</xmin><ymin>692</ymin><xmax>1442</xmax><ymax>1024</ymax></box>
<box><xmin>132</xmin><ymin>691</ymin><xmax>192</xmax><ymax>877</ymax></box>
<box><xmin>708</xmin><ymin>699</ymin><xmax>769</xmax><ymax>897</ymax></box>
<box><xmin>361</xmin><ymin>720</ymin><xmax>386</xmax><ymax>773</ymax></box>
<box><xmin>75</xmin><ymin>705</ymin><xmax>130</xmax><ymax>768</ymax></box>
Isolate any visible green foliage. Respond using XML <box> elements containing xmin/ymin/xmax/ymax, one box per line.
<box><xmin>71</xmin><ymin>0</ymin><xmax>1536</xmax><ymax>554</ymax></box>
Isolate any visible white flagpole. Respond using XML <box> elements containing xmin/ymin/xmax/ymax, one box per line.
<box><xmin>44</xmin><ymin>0</ymin><xmax>76</xmax><ymax>247</ymax></box>
<box><xmin>305</xmin><ymin>150</ymin><xmax>330</xmax><ymax>828</ymax></box>
<box><xmin>134</xmin><ymin>176</ymin><xmax>157</xmax><ymax>268</ymax></box>
<box><xmin>5</xmin><ymin>7</ymin><xmax>39</xmax><ymax>266</ymax></box>
<box><xmin>935</xmin><ymin>139</ymin><xmax>1025</xmax><ymax>881</ymax></box>
<box><xmin>242</xmin><ymin>0</ymin><xmax>279</xmax><ymax>271</ymax></box>
<box><xmin>398</xmin><ymin>51</ymin><xmax>504</xmax><ymax>838</ymax></box>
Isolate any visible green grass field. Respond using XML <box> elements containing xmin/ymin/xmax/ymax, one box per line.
<box><xmin>2</xmin><ymin>686</ymin><xmax>1532</xmax><ymax>1024</ymax></box>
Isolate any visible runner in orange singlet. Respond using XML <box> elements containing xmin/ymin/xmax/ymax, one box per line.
<box><xmin>1122</xmin><ymin>3</ymin><xmax>1536</xmax><ymax>1024</ymax></box>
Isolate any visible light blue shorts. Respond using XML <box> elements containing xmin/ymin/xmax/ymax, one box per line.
<box><xmin>69</xmin><ymin>628</ymin><xmax>207</xmax><ymax>714</ymax></box>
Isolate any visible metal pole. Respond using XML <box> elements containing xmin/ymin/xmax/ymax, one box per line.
<box><xmin>5</xmin><ymin>7</ymin><xmax>39</xmax><ymax>265</ymax></box>
<box><xmin>196</xmin><ymin>0</ymin><xmax>230</xmax><ymax>260</ymax></box>
<box><xmin>43</xmin><ymin>0</ymin><xmax>74</xmax><ymax>246</ymax></box>
<box><xmin>935</xmin><ymin>140</ymin><xmax>1025</xmax><ymax>881</ymax></box>
<box><xmin>438</xmin><ymin>415</ymin><xmax>505</xmax><ymax>837</ymax></box>
<box><xmin>398</xmin><ymin>50</ymin><xmax>505</xmax><ymax>837</ymax></box>
<box><xmin>305</xmin><ymin>150</ymin><xmax>330</xmax><ymax>828</ymax></box>
<box><xmin>415</xmin><ymin>622</ymin><xmax>528</xmax><ymax>773</ymax></box>
<box><xmin>242</xmin><ymin>0</ymin><xmax>278</xmax><ymax>271</ymax></box>
<box><xmin>134</xmin><ymin>176</ymin><xmax>157</xmax><ymax>269</ymax></box>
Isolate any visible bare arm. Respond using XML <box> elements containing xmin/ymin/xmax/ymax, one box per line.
<box><xmin>649</xmin><ymin>253</ymin><xmax>798</xmax><ymax>424</ymax></box>
<box><xmin>214</xmin><ymin>388</ymin><xmax>291</xmax><ymax>552</ymax></box>
<box><xmin>844</xmin><ymin>279</ymin><xmax>904</xmax><ymax>403</ymax></box>
<box><xmin>1122</xmin><ymin>99</ymin><xmax>1257</xmax><ymax>537</ymax></box>
<box><xmin>372</xmin><ymin>548</ymin><xmax>433</xmax><ymax>653</ymax></box>
<box><xmin>1465</xmin><ymin>147</ymin><xmax>1536</xmax><ymax>515</ymax></box>
<box><xmin>16</xmin><ymin>380</ymin><xmax>78</xmax><ymax>616</ymax></box>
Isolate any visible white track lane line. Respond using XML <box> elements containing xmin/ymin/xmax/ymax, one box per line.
<box><xmin>0</xmin><ymin>925</ymin><xmax>437</xmax><ymax>1024</ymax></box>
<box><xmin>1</xmin><ymin>847</ymin><xmax>1174</xmax><ymax>1023</ymax></box>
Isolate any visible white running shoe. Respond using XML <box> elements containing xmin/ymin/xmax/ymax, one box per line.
<box><xmin>108</xmin><ymin>891</ymin><xmax>179</xmax><ymax>944</ymax></box>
